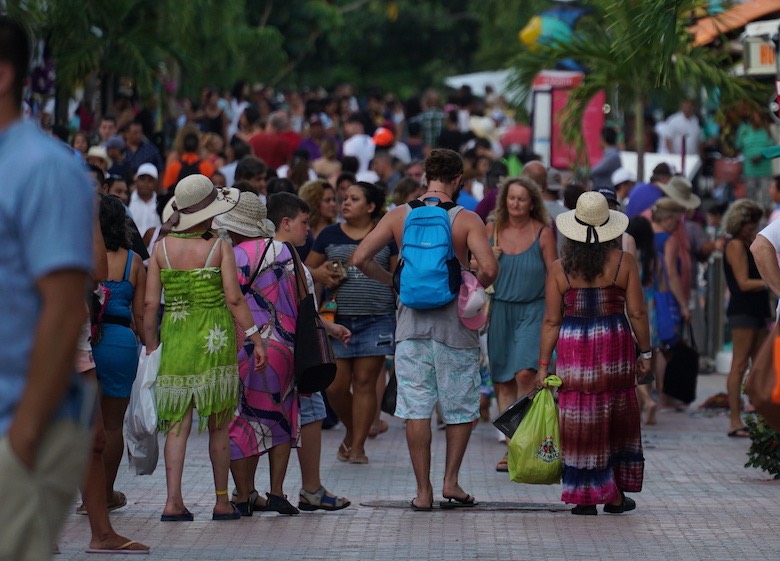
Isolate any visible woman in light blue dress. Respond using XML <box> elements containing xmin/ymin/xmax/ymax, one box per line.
<box><xmin>486</xmin><ymin>177</ymin><xmax>557</xmax><ymax>472</ymax></box>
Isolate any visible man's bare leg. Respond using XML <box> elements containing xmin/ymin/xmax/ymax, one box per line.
<box><xmin>405</xmin><ymin>419</ymin><xmax>433</xmax><ymax>508</ymax></box>
<box><xmin>442</xmin><ymin>422</ymin><xmax>473</xmax><ymax>500</ymax></box>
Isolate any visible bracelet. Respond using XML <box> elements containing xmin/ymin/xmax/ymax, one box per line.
<box><xmin>538</xmin><ymin>360</ymin><xmax>550</xmax><ymax>367</ymax></box>
<box><xmin>639</xmin><ymin>351</ymin><xmax>653</xmax><ymax>360</ymax></box>
<box><xmin>244</xmin><ymin>325</ymin><xmax>259</xmax><ymax>338</ymax></box>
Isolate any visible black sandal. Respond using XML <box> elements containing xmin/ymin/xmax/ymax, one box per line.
<box><xmin>266</xmin><ymin>493</ymin><xmax>300</xmax><ymax>515</ymax></box>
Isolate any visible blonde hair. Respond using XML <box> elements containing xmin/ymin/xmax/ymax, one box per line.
<box><xmin>723</xmin><ymin>199</ymin><xmax>764</xmax><ymax>237</ymax></box>
<box><xmin>298</xmin><ymin>179</ymin><xmax>335</xmax><ymax>231</ymax></box>
<box><xmin>493</xmin><ymin>176</ymin><xmax>550</xmax><ymax>234</ymax></box>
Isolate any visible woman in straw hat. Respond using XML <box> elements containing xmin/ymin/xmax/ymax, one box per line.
<box><xmin>213</xmin><ymin>191</ymin><xmax>303</xmax><ymax>514</ymax></box>
<box><xmin>721</xmin><ymin>199</ymin><xmax>769</xmax><ymax>437</ymax></box>
<box><xmin>214</xmin><ymin>192</ymin><xmax>334</xmax><ymax>515</ymax></box>
<box><xmin>537</xmin><ymin>191</ymin><xmax>651</xmax><ymax>515</ymax></box>
<box><xmin>143</xmin><ymin>175</ymin><xmax>266</xmax><ymax>522</ymax></box>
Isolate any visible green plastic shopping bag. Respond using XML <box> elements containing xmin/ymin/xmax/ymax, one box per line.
<box><xmin>508</xmin><ymin>375</ymin><xmax>562</xmax><ymax>484</ymax></box>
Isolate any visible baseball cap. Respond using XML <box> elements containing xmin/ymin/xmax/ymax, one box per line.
<box><xmin>135</xmin><ymin>162</ymin><xmax>159</xmax><ymax>180</ymax></box>
<box><xmin>106</xmin><ymin>135</ymin><xmax>125</xmax><ymax>151</ymax></box>
<box><xmin>596</xmin><ymin>187</ymin><xmax>619</xmax><ymax>206</ymax></box>
<box><xmin>611</xmin><ymin>167</ymin><xmax>634</xmax><ymax>187</ymax></box>
<box><xmin>458</xmin><ymin>271</ymin><xmax>488</xmax><ymax>331</ymax></box>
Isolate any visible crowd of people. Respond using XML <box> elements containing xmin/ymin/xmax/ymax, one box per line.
<box><xmin>5</xmin><ymin>12</ymin><xmax>780</xmax><ymax>560</ymax></box>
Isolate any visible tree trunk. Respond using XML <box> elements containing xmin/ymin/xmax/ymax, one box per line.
<box><xmin>634</xmin><ymin>97</ymin><xmax>645</xmax><ymax>183</ymax></box>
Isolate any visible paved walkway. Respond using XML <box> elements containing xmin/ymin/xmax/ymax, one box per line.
<box><xmin>58</xmin><ymin>372</ymin><xmax>780</xmax><ymax>560</ymax></box>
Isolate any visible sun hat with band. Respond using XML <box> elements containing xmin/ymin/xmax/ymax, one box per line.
<box><xmin>213</xmin><ymin>191</ymin><xmax>275</xmax><ymax>238</ymax></box>
<box><xmin>555</xmin><ymin>191</ymin><xmax>628</xmax><ymax>244</ymax></box>
<box><xmin>659</xmin><ymin>176</ymin><xmax>701</xmax><ymax>210</ymax></box>
<box><xmin>161</xmin><ymin>174</ymin><xmax>239</xmax><ymax>233</ymax></box>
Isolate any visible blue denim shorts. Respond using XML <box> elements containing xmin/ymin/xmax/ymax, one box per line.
<box><xmin>332</xmin><ymin>314</ymin><xmax>396</xmax><ymax>359</ymax></box>
<box><xmin>299</xmin><ymin>392</ymin><xmax>326</xmax><ymax>425</ymax></box>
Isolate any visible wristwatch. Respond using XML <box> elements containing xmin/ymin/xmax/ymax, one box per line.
<box><xmin>639</xmin><ymin>349</ymin><xmax>653</xmax><ymax>360</ymax></box>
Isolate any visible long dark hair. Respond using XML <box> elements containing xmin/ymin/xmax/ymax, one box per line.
<box><xmin>353</xmin><ymin>181</ymin><xmax>386</xmax><ymax>220</ymax></box>
<box><xmin>626</xmin><ymin>216</ymin><xmax>656</xmax><ymax>286</ymax></box>
<box><xmin>561</xmin><ymin>238</ymin><xmax>618</xmax><ymax>283</ymax></box>
<box><xmin>99</xmin><ymin>194</ymin><xmax>131</xmax><ymax>251</ymax></box>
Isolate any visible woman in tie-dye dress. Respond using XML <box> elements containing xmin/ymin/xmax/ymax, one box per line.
<box><xmin>215</xmin><ymin>192</ymin><xmax>302</xmax><ymax>515</ymax></box>
<box><xmin>536</xmin><ymin>192</ymin><xmax>651</xmax><ymax>516</ymax></box>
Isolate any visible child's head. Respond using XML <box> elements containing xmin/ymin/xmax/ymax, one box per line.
<box><xmin>267</xmin><ymin>192</ymin><xmax>311</xmax><ymax>246</ymax></box>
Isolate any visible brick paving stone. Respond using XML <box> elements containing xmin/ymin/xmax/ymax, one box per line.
<box><xmin>56</xmin><ymin>373</ymin><xmax>780</xmax><ymax>560</ymax></box>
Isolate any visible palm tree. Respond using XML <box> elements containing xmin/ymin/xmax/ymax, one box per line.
<box><xmin>510</xmin><ymin>0</ymin><xmax>762</xmax><ymax>181</ymax></box>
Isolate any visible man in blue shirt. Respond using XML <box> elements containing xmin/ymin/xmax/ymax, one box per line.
<box><xmin>0</xmin><ymin>17</ymin><xmax>95</xmax><ymax>561</ymax></box>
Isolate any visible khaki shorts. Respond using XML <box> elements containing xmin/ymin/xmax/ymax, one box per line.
<box><xmin>0</xmin><ymin>420</ymin><xmax>89</xmax><ymax>561</ymax></box>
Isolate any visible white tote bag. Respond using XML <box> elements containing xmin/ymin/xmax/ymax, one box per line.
<box><xmin>124</xmin><ymin>345</ymin><xmax>161</xmax><ymax>475</ymax></box>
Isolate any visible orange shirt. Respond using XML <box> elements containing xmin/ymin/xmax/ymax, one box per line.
<box><xmin>162</xmin><ymin>153</ymin><xmax>215</xmax><ymax>189</ymax></box>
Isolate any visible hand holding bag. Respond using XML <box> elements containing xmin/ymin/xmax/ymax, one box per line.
<box><xmin>745</xmin><ymin>321</ymin><xmax>780</xmax><ymax>431</ymax></box>
<box><xmin>285</xmin><ymin>242</ymin><xmax>337</xmax><ymax>394</ymax></box>
<box><xmin>492</xmin><ymin>388</ymin><xmax>540</xmax><ymax>439</ymax></box>
<box><xmin>507</xmin><ymin>376</ymin><xmax>562</xmax><ymax>485</ymax></box>
<box><xmin>124</xmin><ymin>345</ymin><xmax>161</xmax><ymax>475</ymax></box>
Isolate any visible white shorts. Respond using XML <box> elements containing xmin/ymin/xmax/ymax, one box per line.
<box><xmin>394</xmin><ymin>339</ymin><xmax>480</xmax><ymax>424</ymax></box>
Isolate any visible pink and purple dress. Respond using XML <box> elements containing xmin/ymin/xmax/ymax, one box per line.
<box><xmin>557</xmin><ymin>261</ymin><xmax>644</xmax><ymax>506</ymax></box>
<box><xmin>229</xmin><ymin>239</ymin><xmax>300</xmax><ymax>459</ymax></box>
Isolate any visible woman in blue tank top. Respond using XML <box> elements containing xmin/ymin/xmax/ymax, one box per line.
<box><xmin>92</xmin><ymin>195</ymin><xmax>147</xmax><ymax>510</ymax></box>
<box><xmin>486</xmin><ymin>177</ymin><xmax>557</xmax><ymax>472</ymax></box>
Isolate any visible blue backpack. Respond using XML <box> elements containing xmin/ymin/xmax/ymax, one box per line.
<box><xmin>394</xmin><ymin>198</ymin><xmax>462</xmax><ymax>309</ymax></box>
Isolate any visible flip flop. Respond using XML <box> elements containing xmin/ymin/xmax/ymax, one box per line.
<box><xmin>85</xmin><ymin>540</ymin><xmax>150</xmax><ymax>554</ymax></box>
<box><xmin>727</xmin><ymin>427</ymin><xmax>750</xmax><ymax>438</ymax></box>
<box><xmin>108</xmin><ymin>491</ymin><xmax>127</xmax><ymax>512</ymax></box>
<box><xmin>76</xmin><ymin>491</ymin><xmax>127</xmax><ymax>515</ymax></box>
<box><xmin>440</xmin><ymin>495</ymin><xmax>477</xmax><ymax>509</ymax></box>
<box><xmin>410</xmin><ymin>498</ymin><xmax>433</xmax><ymax>512</ymax></box>
<box><xmin>160</xmin><ymin>508</ymin><xmax>193</xmax><ymax>522</ymax></box>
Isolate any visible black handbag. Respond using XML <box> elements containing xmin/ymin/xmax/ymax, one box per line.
<box><xmin>663</xmin><ymin>322</ymin><xmax>699</xmax><ymax>404</ymax></box>
<box><xmin>285</xmin><ymin>243</ymin><xmax>337</xmax><ymax>394</ymax></box>
<box><xmin>492</xmin><ymin>388</ymin><xmax>540</xmax><ymax>438</ymax></box>
<box><xmin>381</xmin><ymin>375</ymin><xmax>397</xmax><ymax>416</ymax></box>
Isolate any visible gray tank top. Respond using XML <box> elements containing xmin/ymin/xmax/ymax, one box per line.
<box><xmin>394</xmin><ymin>201</ymin><xmax>478</xmax><ymax>349</ymax></box>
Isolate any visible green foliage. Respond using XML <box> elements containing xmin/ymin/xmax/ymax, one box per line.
<box><xmin>284</xmin><ymin>0</ymin><xmax>480</xmax><ymax>94</ymax></box>
<box><xmin>745</xmin><ymin>414</ymin><xmax>780</xmax><ymax>480</ymax></box>
<box><xmin>469</xmin><ymin>0</ymin><xmax>549</xmax><ymax>70</ymax></box>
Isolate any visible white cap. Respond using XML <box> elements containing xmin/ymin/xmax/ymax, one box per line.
<box><xmin>611</xmin><ymin>167</ymin><xmax>635</xmax><ymax>187</ymax></box>
<box><xmin>135</xmin><ymin>162</ymin><xmax>159</xmax><ymax>180</ymax></box>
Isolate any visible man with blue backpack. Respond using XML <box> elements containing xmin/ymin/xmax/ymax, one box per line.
<box><xmin>353</xmin><ymin>149</ymin><xmax>498</xmax><ymax>511</ymax></box>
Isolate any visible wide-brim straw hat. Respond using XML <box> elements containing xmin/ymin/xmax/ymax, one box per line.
<box><xmin>162</xmin><ymin>174</ymin><xmax>239</xmax><ymax>232</ymax></box>
<box><xmin>659</xmin><ymin>176</ymin><xmax>701</xmax><ymax>210</ymax></box>
<box><xmin>213</xmin><ymin>191</ymin><xmax>276</xmax><ymax>238</ymax></box>
<box><xmin>555</xmin><ymin>191</ymin><xmax>628</xmax><ymax>244</ymax></box>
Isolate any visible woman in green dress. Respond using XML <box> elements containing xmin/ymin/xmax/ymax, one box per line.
<box><xmin>144</xmin><ymin>175</ymin><xmax>266</xmax><ymax>522</ymax></box>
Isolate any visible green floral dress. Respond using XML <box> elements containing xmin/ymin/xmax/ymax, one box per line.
<box><xmin>156</xmin><ymin>235</ymin><xmax>239</xmax><ymax>433</ymax></box>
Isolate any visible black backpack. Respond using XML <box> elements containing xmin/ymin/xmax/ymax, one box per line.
<box><xmin>176</xmin><ymin>158</ymin><xmax>202</xmax><ymax>183</ymax></box>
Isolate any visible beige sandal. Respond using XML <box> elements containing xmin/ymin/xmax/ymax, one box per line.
<box><xmin>298</xmin><ymin>486</ymin><xmax>350</xmax><ymax>511</ymax></box>
<box><xmin>337</xmin><ymin>441</ymin><xmax>351</xmax><ymax>462</ymax></box>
